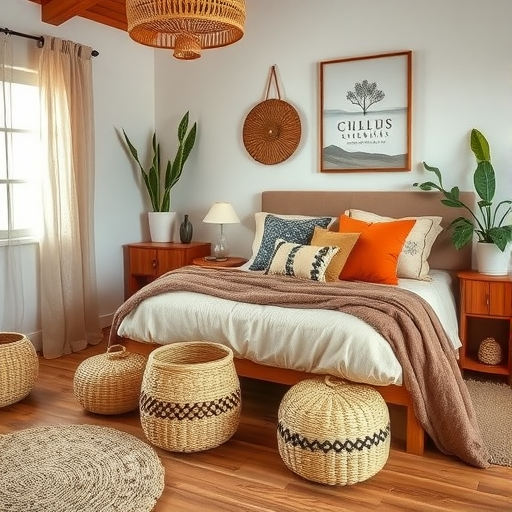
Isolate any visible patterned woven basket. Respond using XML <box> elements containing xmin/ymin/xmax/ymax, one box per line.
<box><xmin>477</xmin><ymin>337</ymin><xmax>503</xmax><ymax>365</ymax></box>
<box><xmin>73</xmin><ymin>344</ymin><xmax>147</xmax><ymax>415</ymax></box>
<box><xmin>0</xmin><ymin>332</ymin><xmax>39</xmax><ymax>407</ymax></box>
<box><xmin>140</xmin><ymin>341</ymin><xmax>241</xmax><ymax>452</ymax></box>
<box><xmin>277</xmin><ymin>376</ymin><xmax>390</xmax><ymax>486</ymax></box>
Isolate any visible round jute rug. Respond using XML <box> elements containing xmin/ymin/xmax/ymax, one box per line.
<box><xmin>0</xmin><ymin>424</ymin><xmax>165</xmax><ymax>512</ymax></box>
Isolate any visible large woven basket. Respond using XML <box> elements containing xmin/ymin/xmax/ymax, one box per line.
<box><xmin>73</xmin><ymin>344</ymin><xmax>147</xmax><ymax>415</ymax></box>
<box><xmin>277</xmin><ymin>377</ymin><xmax>390</xmax><ymax>486</ymax></box>
<box><xmin>0</xmin><ymin>332</ymin><xmax>39</xmax><ymax>407</ymax></box>
<box><xmin>140</xmin><ymin>341</ymin><xmax>241</xmax><ymax>452</ymax></box>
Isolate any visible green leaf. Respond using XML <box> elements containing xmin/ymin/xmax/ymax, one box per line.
<box><xmin>470</xmin><ymin>128</ymin><xmax>491</xmax><ymax>162</ymax></box>
<box><xmin>449</xmin><ymin>218</ymin><xmax>475</xmax><ymax>249</ymax></box>
<box><xmin>170</xmin><ymin>120</ymin><xmax>197</xmax><ymax>189</ymax></box>
<box><xmin>413</xmin><ymin>181</ymin><xmax>441</xmax><ymax>192</ymax></box>
<box><xmin>487</xmin><ymin>226</ymin><xmax>512</xmax><ymax>251</ymax></box>
<box><xmin>147</xmin><ymin>166</ymin><xmax>159</xmax><ymax>212</ymax></box>
<box><xmin>177</xmin><ymin>111</ymin><xmax>189</xmax><ymax>144</ymax></box>
<box><xmin>473</xmin><ymin>160</ymin><xmax>495</xmax><ymax>203</ymax></box>
<box><xmin>488</xmin><ymin>227</ymin><xmax>512</xmax><ymax>252</ymax></box>
<box><xmin>441</xmin><ymin>198</ymin><xmax>464</xmax><ymax>208</ymax></box>
<box><xmin>422</xmin><ymin>162</ymin><xmax>443</xmax><ymax>186</ymax></box>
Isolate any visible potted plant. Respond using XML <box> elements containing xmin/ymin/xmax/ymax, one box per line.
<box><xmin>122</xmin><ymin>111</ymin><xmax>197</xmax><ymax>242</ymax></box>
<box><xmin>413</xmin><ymin>128</ymin><xmax>512</xmax><ymax>275</ymax></box>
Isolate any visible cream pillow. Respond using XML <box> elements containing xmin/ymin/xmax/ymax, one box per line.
<box><xmin>346</xmin><ymin>209</ymin><xmax>443</xmax><ymax>280</ymax></box>
<box><xmin>264</xmin><ymin>239</ymin><xmax>339</xmax><ymax>282</ymax></box>
<box><xmin>310</xmin><ymin>227</ymin><xmax>360</xmax><ymax>282</ymax></box>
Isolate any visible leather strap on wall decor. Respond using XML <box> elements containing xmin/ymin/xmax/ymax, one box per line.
<box><xmin>265</xmin><ymin>65</ymin><xmax>282</xmax><ymax>100</ymax></box>
<box><xmin>242</xmin><ymin>65</ymin><xmax>301</xmax><ymax>165</ymax></box>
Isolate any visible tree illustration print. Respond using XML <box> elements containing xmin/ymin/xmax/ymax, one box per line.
<box><xmin>346</xmin><ymin>80</ymin><xmax>385</xmax><ymax>115</ymax></box>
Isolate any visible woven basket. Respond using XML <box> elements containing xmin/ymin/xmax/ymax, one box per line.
<box><xmin>73</xmin><ymin>344</ymin><xmax>147</xmax><ymax>415</ymax></box>
<box><xmin>0</xmin><ymin>332</ymin><xmax>39</xmax><ymax>407</ymax></box>
<box><xmin>477</xmin><ymin>337</ymin><xmax>503</xmax><ymax>365</ymax></box>
<box><xmin>140</xmin><ymin>341</ymin><xmax>241</xmax><ymax>452</ymax></box>
<box><xmin>277</xmin><ymin>376</ymin><xmax>390</xmax><ymax>486</ymax></box>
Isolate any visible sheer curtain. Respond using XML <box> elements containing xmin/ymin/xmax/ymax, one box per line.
<box><xmin>38</xmin><ymin>37</ymin><xmax>101</xmax><ymax>358</ymax></box>
<box><xmin>0</xmin><ymin>34</ymin><xmax>24</xmax><ymax>333</ymax></box>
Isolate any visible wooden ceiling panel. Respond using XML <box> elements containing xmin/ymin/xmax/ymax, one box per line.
<box><xmin>28</xmin><ymin>0</ymin><xmax>128</xmax><ymax>31</ymax></box>
<box><xmin>81</xmin><ymin>3</ymin><xmax>128</xmax><ymax>31</ymax></box>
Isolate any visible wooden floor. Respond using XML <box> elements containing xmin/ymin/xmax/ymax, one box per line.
<box><xmin>2</xmin><ymin>335</ymin><xmax>512</xmax><ymax>512</ymax></box>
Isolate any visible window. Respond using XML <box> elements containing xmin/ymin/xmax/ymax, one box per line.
<box><xmin>0</xmin><ymin>66</ymin><xmax>42</xmax><ymax>242</ymax></box>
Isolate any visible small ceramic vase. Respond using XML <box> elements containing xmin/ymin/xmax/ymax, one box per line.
<box><xmin>180</xmin><ymin>214</ymin><xmax>193</xmax><ymax>244</ymax></box>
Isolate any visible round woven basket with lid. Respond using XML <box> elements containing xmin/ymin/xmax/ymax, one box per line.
<box><xmin>477</xmin><ymin>337</ymin><xmax>502</xmax><ymax>365</ymax></box>
<box><xmin>277</xmin><ymin>376</ymin><xmax>390</xmax><ymax>485</ymax></box>
<box><xmin>0</xmin><ymin>332</ymin><xmax>39</xmax><ymax>407</ymax></box>
<box><xmin>73</xmin><ymin>344</ymin><xmax>147</xmax><ymax>415</ymax></box>
<box><xmin>140</xmin><ymin>341</ymin><xmax>241</xmax><ymax>452</ymax></box>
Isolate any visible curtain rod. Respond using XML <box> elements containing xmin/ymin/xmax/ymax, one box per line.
<box><xmin>0</xmin><ymin>27</ymin><xmax>99</xmax><ymax>57</ymax></box>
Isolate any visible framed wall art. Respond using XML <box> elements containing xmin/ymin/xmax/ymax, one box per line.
<box><xmin>319</xmin><ymin>50</ymin><xmax>412</xmax><ymax>173</ymax></box>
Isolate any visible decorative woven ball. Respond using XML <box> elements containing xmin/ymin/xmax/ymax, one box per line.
<box><xmin>277</xmin><ymin>376</ymin><xmax>390</xmax><ymax>486</ymax></box>
<box><xmin>477</xmin><ymin>337</ymin><xmax>502</xmax><ymax>365</ymax></box>
<box><xmin>140</xmin><ymin>341</ymin><xmax>241</xmax><ymax>452</ymax></box>
<box><xmin>0</xmin><ymin>332</ymin><xmax>39</xmax><ymax>407</ymax></box>
<box><xmin>73</xmin><ymin>344</ymin><xmax>147</xmax><ymax>415</ymax></box>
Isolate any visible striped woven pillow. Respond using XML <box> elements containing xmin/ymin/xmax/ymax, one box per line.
<box><xmin>264</xmin><ymin>239</ymin><xmax>339</xmax><ymax>282</ymax></box>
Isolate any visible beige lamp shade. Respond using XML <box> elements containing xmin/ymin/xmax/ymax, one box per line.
<box><xmin>126</xmin><ymin>0</ymin><xmax>246</xmax><ymax>60</ymax></box>
<box><xmin>203</xmin><ymin>202</ymin><xmax>240</xmax><ymax>224</ymax></box>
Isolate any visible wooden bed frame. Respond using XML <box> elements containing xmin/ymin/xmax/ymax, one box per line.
<box><xmin>122</xmin><ymin>190</ymin><xmax>474</xmax><ymax>457</ymax></box>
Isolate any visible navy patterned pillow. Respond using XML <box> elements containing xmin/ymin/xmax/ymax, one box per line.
<box><xmin>249</xmin><ymin>215</ymin><xmax>333</xmax><ymax>271</ymax></box>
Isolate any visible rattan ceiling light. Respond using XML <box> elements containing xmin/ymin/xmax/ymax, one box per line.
<box><xmin>126</xmin><ymin>0</ymin><xmax>246</xmax><ymax>60</ymax></box>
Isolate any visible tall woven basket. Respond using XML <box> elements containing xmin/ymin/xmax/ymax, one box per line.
<box><xmin>73</xmin><ymin>344</ymin><xmax>147</xmax><ymax>415</ymax></box>
<box><xmin>0</xmin><ymin>332</ymin><xmax>39</xmax><ymax>407</ymax></box>
<box><xmin>140</xmin><ymin>341</ymin><xmax>241</xmax><ymax>452</ymax></box>
<box><xmin>277</xmin><ymin>377</ymin><xmax>390</xmax><ymax>486</ymax></box>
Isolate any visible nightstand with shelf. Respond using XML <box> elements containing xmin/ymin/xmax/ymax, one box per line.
<box><xmin>457</xmin><ymin>271</ymin><xmax>512</xmax><ymax>382</ymax></box>
<box><xmin>124</xmin><ymin>241</ymin><xmax>211</xmax><ymax>299</ymax></box>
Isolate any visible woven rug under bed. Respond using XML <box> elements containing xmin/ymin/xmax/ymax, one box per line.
<box><xmin>0</xmin><ymin>424</ymin><xmax>165</xmax><ymax>512</ymax></box>
<box><xmin>465</xmin><ymin>379</ymin><xmax>512</xmax><ymax>467</ymax></box>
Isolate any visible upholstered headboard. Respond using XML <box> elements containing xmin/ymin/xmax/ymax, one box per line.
<box><xmin>261</xmin><ymin>190</ymin><xmax>474</xmax><ymax>271</ymax></box>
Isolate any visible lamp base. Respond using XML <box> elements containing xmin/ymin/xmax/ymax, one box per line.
<box><xmin>204</xmin><ymin>256</ymin><xmax>228</xmax><ymax>262</ymax></box>
<box><xmin>212</xmin><ymin>231</ymin><xmax>229</xmax><ymax>259</ymax></box>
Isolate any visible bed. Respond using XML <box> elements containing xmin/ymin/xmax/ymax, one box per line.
<box><xmin>111</xmin><ymin>191</ymin><xmax>489</xmax><ymax>468</ymax></box>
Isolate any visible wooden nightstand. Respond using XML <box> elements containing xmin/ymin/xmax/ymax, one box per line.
<box><xmin>192</xmin><ymin>256</ymin><xmax>248</xmax><ymax>269</ymax></box>
<box><xmin>458</xmin><ymin>271</ymin><xmax>512</xmax><ymax>381</ymax></box>
<box><xmin>124</xmin><ymin>242</ymin><xmax>211</xmax><ymax>298</ymax></box>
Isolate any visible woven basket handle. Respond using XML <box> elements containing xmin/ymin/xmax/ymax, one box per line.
<box><xmin>265</xmin><ymin>65</ymin><xmax>281</xmax><ymax>100</ymax></box>
<box><xmin>107</xmin><ymin>344</ymin><xmax>129</xmax><ymax>359</ymax></box>
<box><xmin>324</xmin><ymin>375</ymin><xmax>345</xmax><ymax>388</ymax></box>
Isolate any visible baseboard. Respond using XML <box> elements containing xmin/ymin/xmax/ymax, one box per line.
<box><xmin>26</xmin><ymin>313</ymin><xmax>113</xmax><ymax>352</ymax></box>
<box><xmin>100</xmin><ymin>313</ymin><xmax>113</xmax><ymax>329</ymax></box>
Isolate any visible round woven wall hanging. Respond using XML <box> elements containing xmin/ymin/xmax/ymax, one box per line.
<box><xmin>243</xmin><ymin>65</ymin><xmax>301</xmax><ymax>165</ymax></box>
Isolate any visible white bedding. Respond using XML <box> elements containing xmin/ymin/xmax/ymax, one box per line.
<box><xmin>118</xmin><ymin>269</ymin><xmax>461</xmax><ymax>387</ymax></box>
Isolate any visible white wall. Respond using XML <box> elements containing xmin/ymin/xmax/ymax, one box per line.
<box><xmin>1</xmin><ymin>0</ymin><xmax>512</xmax><ymax>336</ymax></box>
<box><xmin>155</xmin><ymin>0</ymin><xmax>512</xmax><ymax>261</ymax></box>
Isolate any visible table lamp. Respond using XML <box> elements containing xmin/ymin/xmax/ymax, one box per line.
<box><xmin>203</xmin><ymin>202</ymin><xmax>240</xmax><ymax>260</ymax></box>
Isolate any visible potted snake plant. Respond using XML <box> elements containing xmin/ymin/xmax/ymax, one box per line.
<box><xmin>414</xmin><ymin>128</ymin><xmax>512</xmax><ymax>275</ymax></box>
<box><xmin>122</xmin><ymin>111</ymin><xmax>197</xmax><ymax>242</ymax></box>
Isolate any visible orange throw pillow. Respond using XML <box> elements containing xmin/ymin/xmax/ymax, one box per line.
<box><xmin>338</xmin><ymin>214</ymin><xmax>416</xmax><ymax>285</ymax></box>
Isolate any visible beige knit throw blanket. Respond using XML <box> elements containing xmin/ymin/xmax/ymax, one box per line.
<box><xmin>110</xmin><ymin>266</ymin><xmax>490</xmax><ymax>468</ymax></box>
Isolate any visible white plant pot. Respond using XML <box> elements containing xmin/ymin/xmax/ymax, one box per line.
<box><xmin>476</xmin><ymin>242</ymin><xmax>511</xmax><ymax>275</ymax></box>
<box><xmin>148</xmin><ymin>212</ymin><xmax>177</xmax><ymax>243</ymax></box>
